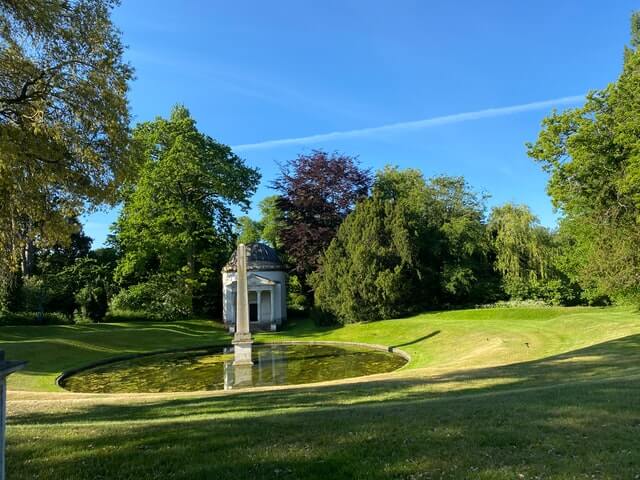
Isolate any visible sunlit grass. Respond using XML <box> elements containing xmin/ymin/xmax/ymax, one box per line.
<box><xmin>4</xmin><ymin>306</ymin><xmax>640</xmax><ymax>479</ymax></box>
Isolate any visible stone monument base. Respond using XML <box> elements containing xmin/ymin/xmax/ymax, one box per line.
<box><xmin>232</xmin><ymin>339</ymin><xmax>253</xmax><ymax>366</ymax></box>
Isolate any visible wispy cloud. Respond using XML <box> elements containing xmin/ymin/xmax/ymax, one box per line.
<box><xmin>232</xmin><ymin>95</ymin><xmax>585</xmax><ymax>152</ymax></box>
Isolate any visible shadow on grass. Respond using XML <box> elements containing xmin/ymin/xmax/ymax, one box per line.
<box><xmin>390</xmin><ymin>330</ymin><xmax>440</xmax><ymax>349</ymax></box>
<box><xmin>13</xmin><ymin>333</ymin><xmax>640</xmax><ymax>423</ymax></box>
<box><xmin>1</xmin><ymin>321</ymin><xmax>232</xmax><ymax>376</ymax></box>
<box><xmin>8</xmin><ymin>334</ymin><xmax>640</xmax><ymax>479</ymax></box>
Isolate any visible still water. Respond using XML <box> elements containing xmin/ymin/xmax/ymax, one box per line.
<box><xmin>60</xmin><ymin>343</ymin><xmax>407</xmax><ymax>393</ymax></box>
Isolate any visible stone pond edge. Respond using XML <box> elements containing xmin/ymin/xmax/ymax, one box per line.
<box><xmin>55</xmin><ymin>340</ymin><xmax>411</xmax><ymax>391</ymax></box>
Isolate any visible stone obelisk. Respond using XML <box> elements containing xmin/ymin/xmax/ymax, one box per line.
<box><xmin>232</xmin><ymin>243</ymin><xmax>253</xmax><ymax>366</ymax></box>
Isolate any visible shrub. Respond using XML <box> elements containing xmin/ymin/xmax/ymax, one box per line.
<box><xmin>502</xmin><ymin>276</ymin><xmax>582</xmax><ymax>306</ymax></box>
<box><xmin>109</xmin><ymin>276</ymin><xmax>191</xmax><ymax>321</ymax></box>
<box><xmin>20</xmin><ymin>276</ymin><xmax>48</xmax><ymax>313</ymax></box>
<box><xmin>0</xmin><ymin>311</ymin><xmax>72</xmax><ymax>326</ymax></box>
<box><xmin>477</xmin><ymin>299</ymin><xmax>552</xmax><ymax>309</ymax></box>
<box><xmin>74</xmin><ymin>284</ymin><xmax>108</xmax><ymax>322</ymax></box>
<box><xmin>103</xmin><ymin>309</ymin><xmax>157</xmax><ymax>323</ymax></box>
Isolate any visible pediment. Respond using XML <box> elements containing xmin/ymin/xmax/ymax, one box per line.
<box><xmin>249</xmin><ymin>274</ymin><xmax>277</xmax><ymax>286</ymax></box>
<box><xmin>228</xmin><ymin>273</ymin><xmax>278</xmax><ymax>288</ymax></box>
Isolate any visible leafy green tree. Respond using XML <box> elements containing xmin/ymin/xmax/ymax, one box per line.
<box><xmin>312</xmin><ymin>167</ymin><xmax>494</xmax><ymax>323</ymax></box>
<box><xmin>487</xmin><ymin>204</ymin><xmax>580</xmax><ymax>304</ymax></box>
<box><xmin>527</xmin><ymin>12</ymin><xmax>640</xmax><ymax>302</ymax></box>
<box><xmin>0</xmin><ymin>0</ymin><xmax>134</xmax><ymax>290</ymax></box>
<box><xmin>31</xmin><ymin>222</ymin><xmax>94</xmax><ymax>316</ymax></box>
<box><xmin>312</xmin><ymin>193</ymin><xmax>422</xmax><ymax>323</ymax></box>
<box><xmin>427</xmin><ymin>176</ymin><xmax>492</xmax><ymax>304</ymax></box>
<box><xmin>488</xmin><ymin>204</ymin><xmax>552</xmax><ymax>298</ymax></box>
<box><xmin>66</xmin><ymin>256</ymin><xmax>112</xmax><ymax>322</ymax></box>
<box><xmin>373</xmin><ymin>167</ymin><xmax>492</xmax><ymax>304</ymax></box>
<box><xmin>36</xmin><ymin>220</ymin><xmax>93</xmax><ymax>276</ymax></box>
<box><xmin>6</xmin><ymin>225</ymin><xmax>120</xmax><ymax>322</ymax></box>
<box><xmin>234</xmin><ymin>196</ymin><xmax>286</xmax><ymax>248</ymax></box>
<box><xmin>2</xmin><ymin>220</ymin><xmax>95</xmax><ymax>316</ymax></box>
<box><xmin>109</xmin><ymin>274</ymin><xmax>190</xmax><ymax>321</ymax></box>
<box><xmin>236</xmin><ymin>216</ymin><xmax>262</xmax><ymax>245</ymax></box>
<box><xmin>368</xmin><ymin>167</ymin><xmax>441</xmax><ymax>305</ymax></box>
<box><xmin>112</xmin><ymin>105</ymin><xmax>260</xmax><ymax>317</ymax></box>
<box><xmin>258</xmin><ymin>195</ymin><xmax>285</xmax><ymax>249</ymax></box>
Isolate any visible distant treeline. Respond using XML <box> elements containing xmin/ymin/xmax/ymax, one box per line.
<box><xmin>2</xmin><ymin>2</ymin><xmax>640</xmax><ymax>324</ymax></box>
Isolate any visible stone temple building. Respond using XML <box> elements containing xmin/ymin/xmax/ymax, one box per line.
<box><xmin>222</xmin><ymin>242</ymin><xmax>287</xmax><ymax>332</ymax></box>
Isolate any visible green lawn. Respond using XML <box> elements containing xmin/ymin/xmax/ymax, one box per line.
<box><xmin>4</xmin><ymin>306</ymin><xmax>640</xmax><ymax>479</ymax></box>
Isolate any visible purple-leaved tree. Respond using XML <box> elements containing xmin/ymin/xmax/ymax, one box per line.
<box><xmin>272</xmin><ymin>150</ymin><xmax>372</xmax><ymax>300</ymax></box>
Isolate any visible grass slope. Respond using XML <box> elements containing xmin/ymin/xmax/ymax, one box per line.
<box><xmin>3</xmin><ymin>306</ymin><xmax>640</xmax><ymax>479</ymax></box>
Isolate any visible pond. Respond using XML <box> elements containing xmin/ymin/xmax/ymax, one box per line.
<box><xmin>59</xmin><ymin>343</ymin><xmax>407</xmax><ymax>393</ymax></box>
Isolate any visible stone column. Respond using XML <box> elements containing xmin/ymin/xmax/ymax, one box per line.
<box><xmin>257</xmin><ymin>290</ymin><xmax>262</xmax><ymax>323</ymax></box>
<box><xmin>224</xmin><ymin>286</ymin><xmax>235</xmax><ymax>333</ymax></box>
<box><xmin>229</xmin><ymin>291</ymin><xmax>236</xmax><ymax>334</ymax></box>
<box><xmin>232</xmin><ymin>244</ymin><xmax>253</xmax><ymax>366</ymax></box>
<box><xmin>270</xmin><ymin>287</ymin><xmax>276</xmax><ymax>331</ymax></box>
<box><xmin>275</xmin><ymin>282</ymin><xmax>282</xmax><ymax>328</ymax></box>
<box><xmin>0</xmin><ymin>351</ymin><xmax>26</xmax><ymax>480</ymax></box>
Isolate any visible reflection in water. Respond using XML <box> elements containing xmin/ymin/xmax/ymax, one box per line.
<box><xmin>61</xmin><ymin>344</ymin><xmax>407</xmax><ymax>394</ymax></box>
<box><xmin>224</xmin><ymin>345</ymin><xmax>287</xmax><ymax>390</ymax></box>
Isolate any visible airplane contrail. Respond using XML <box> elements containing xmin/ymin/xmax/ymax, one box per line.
<box><xmin>232</xmin><ymin>95</ymin><xmax>584</xmax><ymax>152</ymax></box>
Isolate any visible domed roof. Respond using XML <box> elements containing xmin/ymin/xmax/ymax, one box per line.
<box><xmin>223</xmin><ymin>242</ymin><xmax>286</xmax><ymax>272</ymax></box>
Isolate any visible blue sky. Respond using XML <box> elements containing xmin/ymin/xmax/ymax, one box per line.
<box><xmin>85</xmin><ymin>0</ymin><xmax>638</xmax><ymax>247</ymax></box>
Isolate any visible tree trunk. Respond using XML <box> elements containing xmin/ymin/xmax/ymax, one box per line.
<box><xmin>21</xmin><ymin>239</ymin><xmax>35</xmax><ymax>278</ymax></box>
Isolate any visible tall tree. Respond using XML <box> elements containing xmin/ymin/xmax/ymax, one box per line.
<box><xmin>272</xmin><ymin>150</ymin><xmax>371</xmax><ymax>297</ymax></box>
<box><xmin>235</xmin><ymin>216</ymin><xmax>262</xmax><ymax>245</ymax></box>
<box><xmin>312</xmin><ymin>192</ymin><xmax>422</xmax><ymax>324</ymax></box>
<box><xmin>427</xmin><ymin>176</ymin><xmax>491</xmax><ymax>304</ymax></box>
<box><xmin>0</xmin><ymin>0</ymin><xmax>133</xmax><ymax>297</ymax></box>
<box><xmin>313</xmin><ymin>167</ymin><xmax>493</xmax><ymax>323</ymax></box>
<box><xmin>373</xmin><ymin>167</ymin><xmax>492</xmax><ymax>304</ymax></box>
<box><xmin>487</xmin><ymin>204</ymin><xmax>552</xmax><ymax>299</ymax></box>
<box><xmin>112</xmin><ymin>105</ymin><xmax>260</xmax><ymax>316</ymax></box>
<box><xmin>527</xmin><ymin>12</ymin><xmax>640</xmax><ymax>301</ymax></box>
<box><xmin>258</xmin><ymin>195</ymin><xmax>285</xmax><ymax>249</ymax></box>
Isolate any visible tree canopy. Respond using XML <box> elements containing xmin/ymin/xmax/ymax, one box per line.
<box><xmin>235</xmin><ymin>216</ymin><xmax>262</xmax><ymax>245</ymax></box>
<box><xmin>258</xmin><ymin>195</ymin><xmax>285</xmax><ymax>249</ymax></box>
<box><xmin>0</xmin><ymin>0</ymin><xmax>134</xmax><ymax>285</ymax></box>
<box><xmin>111</xmin><ymin>105</ymin><xmax>260</xmax><ymax>317</ymax></box>
<box><xmin>312</xmin><ymin>167</ymin><xmax>494</xmax><ymax>324</ymax></box>
<box><xmin>272</xmin><ymin>150</ymin><xmax>371</xmax><ymax>296</ymax></box>
<box><xmin>8</xmin><ymin>8</ymin><xmax>640</xmax><ymax>322</ymax></box>
<box><xmin>312</xmin><ymin>191</ymin><xmax>421</xmax><ymax>323</ymax></box>
<box><xmin>527</xmin><ymin>12</ymin><xmax>640</xmax><ymax>302</ymax></box>
<box><xmin>488</xmin><ymin>204</ymin><xmax>553</xmax><ymax>298</ymax></box>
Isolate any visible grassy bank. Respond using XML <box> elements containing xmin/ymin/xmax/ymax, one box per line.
<box><xmin>3</xmin><ymin>306</ymin><xmax>640</xmax><ymax>478</ymax></box>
